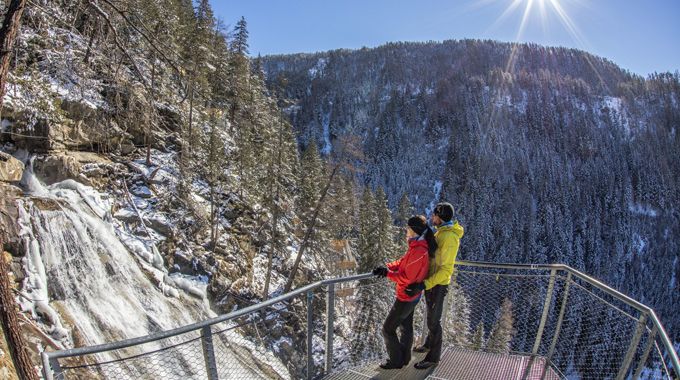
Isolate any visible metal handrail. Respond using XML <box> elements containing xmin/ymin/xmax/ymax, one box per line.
<box><xmin>44</xmin><ymin>272</ymin><xmax>374</xmax><ymax>360</ymax></box>
<box><xmin>41</xmin><ymin>272</ymin><xmax>374</xmax><ymax>379</ymax></box>
<box><xmin>41</xmin><ymin>261</ymin><xmax>679</xmax><ymax>379</ymax></box>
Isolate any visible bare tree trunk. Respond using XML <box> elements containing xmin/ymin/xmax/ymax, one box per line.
<box><xmin>209</xmin><ymin>181</ymin><xmax>216</xmax><ymax>248</ymax></box>
<box><xmin>0</xmin><ymin>0</ymin><xmax>27</xmax><ymax>112</ymax></box>
<box><xmin>146</xmin><ymin>51</ymin><xmax>156</xmax><ymax>166</ymax></box>
<box><xmin>283</xmin><ymin>166</ymin><xmax>338</xmax><ymax>293</ymax></box>
<box><xmin>0</xmin><ymin>248</ymin><xmax>39</xmax><ymax>380</ymax></box>
<box><xmin>263</xmin><ymin>114</ymin><xmax>285</xmax><ymax>298</ymax></box>
<box><xmin>86</xmin><ymin>0</ymin><xmax>148</xmax><ymax>89</ymax></box>
<box><xmin>187</xmin><ymin>78</ymin><xmax>194</xmax><ymax>153</ymax></box>
<box><xmin>83</xmin><ymin>18</ymin><xmax>98</xmax><ymax>63</ymax></box>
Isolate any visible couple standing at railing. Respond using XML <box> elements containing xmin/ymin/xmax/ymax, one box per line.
<box><xmin>371</xmin><ymin>202</ymin><xmax>465</xmax><ymax>370</ymax></box>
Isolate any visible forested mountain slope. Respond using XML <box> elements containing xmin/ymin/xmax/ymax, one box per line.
<box><xmin>261</xmin><ymin>40</ymin><xmax>680</xmax><ymax>340</ymax></box>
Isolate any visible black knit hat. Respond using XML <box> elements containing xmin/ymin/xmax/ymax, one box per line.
<box><xmin>434</xmin><ymin>202</ymin><xmax>454</xmax><ymax>222</ymax></box>
<box><xmin>407</xmin><ymin>215</ymin><xmax>428</xmax><ymax>235</ymax></box>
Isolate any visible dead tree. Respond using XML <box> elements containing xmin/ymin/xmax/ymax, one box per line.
<box><xmin>0</xmin><ymin>0</ymin><xmax>27</xmax><ymax>112</ymax></box>
<box><xmin>0</xmin><ymin>245</ymin><xmax>39</xmax><ymax>380</ymax></box>
<box><xmin>283</xmin><ymin>166</ymin><xmax>338</xmax><ymax>293</ymax></box>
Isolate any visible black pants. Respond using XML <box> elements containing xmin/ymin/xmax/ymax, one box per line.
<box><xmin>382</xmin><ymin>298</ymin><xmax>419</xmax><ymax>365</ymax></box>
<box><xmin>422</xmin><ymin>284</ymin><xmax>448</xmax><ymax>362</ymax></box>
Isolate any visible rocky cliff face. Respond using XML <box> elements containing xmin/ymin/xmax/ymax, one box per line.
<box><xmin>0</xmin><ymin>1</ymin><xmax>308</xmax><ymax>377</ymax></box>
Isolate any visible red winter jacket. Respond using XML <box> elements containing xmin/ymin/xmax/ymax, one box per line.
<box><xmin>386</xmin><ymin>239</ymin><xmax>430</xmax><ymax>302</ymax></box>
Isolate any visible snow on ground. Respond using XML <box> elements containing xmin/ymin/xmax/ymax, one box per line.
<box><xmin>628</xmin><ymin>202</ymin><xmax>659</xmax><ymax>217</ymax></box>
<box><xmin>426</xmin><ymin>180</ymin><xmax>443</xmax><ymax>216</ymax></box>
<box><xmin>321</xmin><ymin>108</ymin><xmax>332</xmax><ymax>155</ymax></box>
<box><xmin>603</xmin><ymin>96</ymin><xmax>623</xmax><ymax>113</ymax></box>
<box><xmin>308</xmin><ymin>58</ymin><xmax>327</xmax><ymax>77</ymax></box>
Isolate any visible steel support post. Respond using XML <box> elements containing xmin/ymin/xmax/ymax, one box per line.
<box><xmin>201</xmin><ymin>326</ymin><xmax>219</xmax><ymax>380</ymax></box>
<box><xmin>616</xmin><ymin>313</ymin><xmax>648</xmax><ymax>380</ymax></box>
<box><xmin>632</xmin><ymin>325</ymin><xmax>657</xmax><ymax>380</ymax></box>
<box><xmin>49</xmin><ymin>356</ymin><xmax>62</xmax><ymax>380</ymax></box>
<box><xmin>324</xmin><ymin>283</ymin><xmax>335</xmax><ymax>375</ymax></box>
<box><xmin>41</xmin><ymin>352</ymin><xmax>56</xmax><ymax>380</ymax></box>
<box><xmin>541</xmin><ymin>272</ymin><xmax>571</xmax><ymax>380</ymax></box>
<box><xmin>307</xmin><ymin>290</ymin><xmax>314</xmax><ymax>380</ymax></box>
<box><xmin>533</xmin><ymin>269</ymin><xmax>557</xmax><ymax>355</ymax></box>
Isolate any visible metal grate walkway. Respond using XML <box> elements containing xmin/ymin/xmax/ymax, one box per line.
<box><xmin>324</xmin><ymin>346</ymin><xmax>562</xmax><ymax>380</ymax></box>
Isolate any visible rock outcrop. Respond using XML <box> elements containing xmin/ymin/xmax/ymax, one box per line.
<box><xmin>0</xmin><ymin>152</ymin><xmax>23</xmax><ymax>182</ymax></box>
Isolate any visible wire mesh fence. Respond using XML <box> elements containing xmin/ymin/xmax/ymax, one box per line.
<box><xmin>42</xmin><ymin>264</ymin><xmax>678</xmax><ymax>380</ymax></box>
<box><xmin>442</xmin><ymin>263</ymin><xmax>678</xmax><ymax>380</ymax></box>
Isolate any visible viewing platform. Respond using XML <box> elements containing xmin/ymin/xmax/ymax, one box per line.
<box><xmin>41</xmin><ymin>261</ymin><xmax>679</xmax><ymax>380</ymax></box>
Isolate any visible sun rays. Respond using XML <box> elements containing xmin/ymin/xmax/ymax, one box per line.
<box><xmin>492</xmin><ymin>0</ymin><xmax>588</xmax><ymax>72</ymax></box>
<box><xmin>477</xmin><ymin>0</ymin><xmax>610</xmax><ymax>129</ymax></box>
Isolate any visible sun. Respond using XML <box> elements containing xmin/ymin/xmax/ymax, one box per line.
<box><xmin>479</xmin><ymin>0</ymin><xmax>607</xmax><ymax>127</ymax></box>
<box><xmin>480</xmin><ymin>0</ymin><xmax>591</xmax><ymax>73</ymax></box>
<box><xmin>489</xmin><ymin>0</ymin><xmax>586</xmax><ymax>45</ymax></box>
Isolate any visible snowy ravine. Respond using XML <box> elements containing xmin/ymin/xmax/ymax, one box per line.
<box><xmin>14</xmin><ymin>160</ymin><xmax>284</xmax><ymax>379</ymax></box>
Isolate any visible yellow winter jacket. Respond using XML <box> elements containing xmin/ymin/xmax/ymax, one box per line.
<box><xmin>423</xmin><ymin>221</ymin><xmax>464</xmax><ymax>290</ymax></box>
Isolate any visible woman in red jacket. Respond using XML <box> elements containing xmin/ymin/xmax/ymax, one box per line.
<box><xmin>372</xmin><ymin>215</ymin><xmax>436</xmax><ymax>369</ymax></box>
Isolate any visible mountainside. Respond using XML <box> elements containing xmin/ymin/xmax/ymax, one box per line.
<box><xmin>261</xmin><ymin>40</ymin><xmax>680</xmax><ymax>340</ymax></box>
<box><xmin>0</xmin><ymin>1</ymin><xmax>371</xmax><ymax>377</ymax></box>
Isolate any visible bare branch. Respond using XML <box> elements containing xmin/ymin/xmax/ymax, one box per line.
<box><xmin>86</xmin><ymin>0</ymin><xmax>149</xmax><ymax>89</ymax></box>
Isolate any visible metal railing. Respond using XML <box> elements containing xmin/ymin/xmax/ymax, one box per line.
<box><xmin>41</xmin><ymin>261</ymin><xmax>680</xmax><ymax>380</ymax></box>
<box><xmin>449</xmin><ymin>261</ymin><xmax>679</xmax><ymax>380</ymax></box>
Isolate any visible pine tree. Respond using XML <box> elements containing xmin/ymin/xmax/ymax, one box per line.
<box><xmin>471</xmin><ymin>322</ymin><xmax>485</xmax><ymax>351</ymax></box>
<box><xmin>326</xmin><ymin>176</ymin><xmax>356</xmax><ymax>240</ymax></box>
<box><xmin>298</xmin><ymin>144</ymin><xmax>324</xmax><ymax>222</ymax></box>
<box><xmin>351</xmin><ymin>187</ymin><xmax>388</xmax><ymax>361</ymax></box>
<box><xmin>295</xmin><ymin>143</ymin><xmax>331</xmax><ymax>270</ymax></box>
<box><xmin>486</xmin><ymin>298</ymin><xmax>515</xmax><ymax>354</ymax></box>
<box><xmin>394</xmin><ymin>192</ymin><xmax>414</xmax><ymax>251</ymax></box>
<box><xmin>228</xmin><ymin>16</ymin><xmax>250</xmax><ymax>117</ymax></box>
<box><xmin>444</xmin><ymin>282</ymin><xmax>472</xmax><ymax>347</ymax></box>
<box><xmin>232</xmin><ymin>16</ymin><xmax>249</xmax><ymax>56</ymax></box>
<box><xmin>357</xmin><ymin>188</ymin><xmax>378</xmax><ymax>271</ymax></box>
<box><xmin>395</xmin><ymin>193</ymin><xmax>414</xmax><ymax>227</ymax></box>
<box><xmin>374</xmin><ymin>187</ymin><xmax>398</xmax><ymax>261</ymax></box>
<box><xmin>204</xmin><ymin>110</ymin><xmax>227</xmax><ymax>249</ymax></box>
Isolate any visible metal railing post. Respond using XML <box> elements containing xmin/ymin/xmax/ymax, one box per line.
<box><xmin>616</xmin><ymin>313</ymin><xmax>647</xmax><ymax>380</ymax></box>
<box><xmin>41</xmin><ymin>352</ymin><xmax>56</xmax><ymax>380</ymax></box>
<box><xmin>201</xmin><ymin>326</ymin><xmax>219</xmax><ymax>380</ymax></box>
<box><xmin>532</xmin><ymin>268</ymin><xmax>556</xmax><ymax>355</ymax></box>
<box><xmin>541</xmin><ymin>272</ymin><xmax>571</xmax><ymax>380</ymax></box>
<box><xmin>307</xmin><ymin>290</ymin><xmax>314</xmax><ymax>380</ymax></box>
<box><xmin>419</xmin><ymin>301</ymin><xmax>428</xmax><ymax>345</ymax></box>
<box><xmin>632</xmin><ymin>325</ymin><xmax>657</xmax><ymax>380</ymax></box>
<box><xmin>324</xmin><ymin>283</ymin><xmax>335</xmax><ymax>375</ymax></box>
<box><xmin>49</xmin><ymin>357</ymin><xmax>62</xmax><ymax>380</ymax></box>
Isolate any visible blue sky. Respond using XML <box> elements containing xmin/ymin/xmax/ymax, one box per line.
<box><xmin>209</xmin><ymin>0</ymin><xmax>680</xmax><ymax>76</ymax></box>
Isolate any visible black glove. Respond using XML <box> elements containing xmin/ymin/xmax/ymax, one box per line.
<box><xmin>404</xmin><ymin>282</ymin><xmax>425</xmax><ymax>297</ymax></box>
<box><xmin>372</xmin><ymin>266</ymin><xmax>388</xmax><ymax>277</ymax></box>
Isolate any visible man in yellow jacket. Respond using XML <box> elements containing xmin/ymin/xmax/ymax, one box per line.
<box><xmin>405</xmin><ymin>202</ymin><xmax>464</xmax><ymax>369</ymax></box>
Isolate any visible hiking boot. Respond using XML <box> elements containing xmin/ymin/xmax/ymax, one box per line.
<box><xmin>414</xmin><ymin>360</ymin><xmax>438</xmax><ymax>370</ymax></box>
<box><xmin>379</xmin><ymin>360</ymin><xmax>403</xmax><ymax>370</ymax></box>
<box><xmin>413</xmin><ymin>345</ymin><xmax>429</xmax><ymax>353</ymax></box>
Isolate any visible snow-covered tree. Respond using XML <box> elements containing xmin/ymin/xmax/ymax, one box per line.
<box><xmin>444</xmin><ymin>282</ymin><xmax>472</xmax><ymax>347</ymax></box>
<box><xmin>487</xmin><ymin>298</ymin><xmax>515</xmax><ymax>354</ymax></box>
<box><xmin>471</xmin><ymin>322</ymin><xmax>485</xmax><ymax>351</ymax></box>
